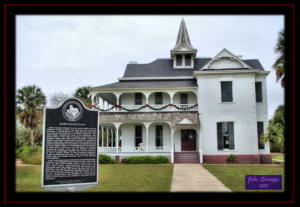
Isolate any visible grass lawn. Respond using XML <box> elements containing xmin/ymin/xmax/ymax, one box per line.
<box><xmin>271</xmin><ymin>153</ymin><xmax>284</xmax><ymax>161</ymax></box>
<box><xmin>202</xmin><ymin>164</ymin><xmax>284</xmax><ymax>192</ymax></box>
<box><xmin>16</xmin><ymin>164</ymin><xmax>173</xmax><ymax>192</ymax></box>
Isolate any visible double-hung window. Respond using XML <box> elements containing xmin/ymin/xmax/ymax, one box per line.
<box><xmin>217</xmin><ymin>122</ymin><xmax>235</xmax><ymax>150</ymax></box>
<box><xmin>135</xmin><ymin>93</ymin><xmax>142</xmax><ymax>105</ymax></box>
<box><xmin>155</xmin><ymin>92</ymin><xmax>163</xmax><ymax>105</ymax></box>
<box><xmin>176</xmin><ymin>54</ymin><xmax>183</xmax><ymax>66</ymax></box>
<box><xmin>180</xmin><ymin>93</ymin><xmax>188</xmax><ymax>104</ymax></box>
<box><xmin>221</xmin><ymin>81</ymin><xmax>233</xmax><ymax>102</ymax></box>
<box><xmin>257</xmin><ymin>122</ymin><xmax>265</xmax><ymax>149</ymax></box>
<box><xmin>135</xmin><ymin>125</ymin><xmax>143</xmax><ymax>147</ymax></box>
<box><xmin>255</xmin><ymin>82</ymin><xmax>263</xmax><ymax>102</ymax></box>
<box><xmin>155</xmin><ymin>125</ymin><xmax>163</xmax><ymax>147</ymax></box>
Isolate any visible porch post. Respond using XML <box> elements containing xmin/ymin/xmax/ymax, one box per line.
<box><xmin>114</xmin><ymin>123</ymin><xmax>121</xmax><ymax>153</ymax></box>
<box><xmin>171</xmin><ymin>128</ymin><xmax>174</xmax><ymax>163</ymax></box>
<box><xmin>101</xmin><ymin>126</ymin><xmax>104</xmax><ymax>147</ymax></box>
<box><xmin>106</xmin><ymin>128</ymin><xmax>109</xmax><ymax>147</ymax></box>
<box><xmin>169</xmin><ymin>92</ymin><xmax>175</xmax><ymax>111</ymax></box>
<box><xmin>197</xmin><ymin>129</ymin><xmax>203</xmax><ymax>163</ymax></box>
<box><xmin>144</xmin><ymin>123</ymin><xmax>150</xmax><ymax>153</ymax></box>
<box><xmin>112</xmin><ymin>128</ymin><xmax>114</xmax><ymax>147</ymax></box>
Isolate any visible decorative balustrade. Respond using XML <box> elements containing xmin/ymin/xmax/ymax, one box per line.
<box><xmin>98</xmin><ymin>146</ymin><xmax>171</xmax><ymax>153</ymax></box>
<box><xmin>93</xmin><ymin>103</ymin><xmax>198</xmax><ymax>112</ymax></box>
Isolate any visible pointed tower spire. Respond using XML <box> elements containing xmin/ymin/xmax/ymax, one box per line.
<box><xmin>170</xmin><ymin>18</ymin><xmax>197</xmax><ymax>57</ymax></box>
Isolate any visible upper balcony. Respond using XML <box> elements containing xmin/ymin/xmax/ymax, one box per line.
<box><xmin>91</xmin><ymin>91</ymin><xmax>198</xmax><ymax>113</ymax></box>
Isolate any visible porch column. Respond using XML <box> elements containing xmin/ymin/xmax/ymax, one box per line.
<box><xmin>144</xmin><ymin>92</ymin><xmax>150</xmax><ymax>112</ymax></box>
<box><xmin>106</xmin><ymin>128</ymin><xmax>109</xmax><ymax>147</ymax></box>
<box><xmin>171</xmin><ymin>128</ymin><xmax>175</xmax><ymax>163</ymax></box>
<box><xmin>111</xmin><ymin>128</ymin><xmax>114</xmax><ymax>147</ymax></box>
<box><xmin>114</xmin><ymin>129</ymin><xmax>116</xmax><ymax>148</ymax></box>
<box><xmin>197</xmin><ymin>129</ymin><xmax>203</xmax><ymax>163</ymax></box>
<box><xmin>101</xmin><ymin>126</ymin><xmax>104</xmax><ymax>147</ymax></box>
<box><xmin>169</xmin><ymin>92</ymin><xmax>175</xmax><ymax>111</ymax></box>
<box><xmin>114</xmin><ymin>123</ymin><xmax>121</xmax><ymax>153</ymax></box>
<box><xmin>144</xmin><ymin>123</ymin><xmax>151</xmax><ymax>153</ymax></box>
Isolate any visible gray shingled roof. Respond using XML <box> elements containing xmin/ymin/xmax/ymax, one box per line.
<box><xmin>122</xmin><ymin>58</ymin><xmax>264</xmax><ymax>78</ymax></box>
<box><xmin>91</xmin><ymin>80</ymin><xmax>197</xmax><ymax>90</ymax></box>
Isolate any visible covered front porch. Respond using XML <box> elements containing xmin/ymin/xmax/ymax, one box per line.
<box><xmin>98</xmin><ymin>120</ymin><xmax>202</xmax><ymax>163</ymax></box>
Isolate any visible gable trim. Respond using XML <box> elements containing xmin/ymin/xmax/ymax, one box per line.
<box><xmin>200</xmin><ymin>48</ymin><xmax>253</xmax><ymax>70</ymax></box>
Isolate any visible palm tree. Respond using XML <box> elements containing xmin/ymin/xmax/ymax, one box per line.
<box><xmin>273</xmin><ymin>29</ymin><xmax>285</xmax><ymax>87</ymax></box>
<box><xmin>16</xmin><ymin>85</ymin><xmax>46</xmax><ymax>147</ymax></box>
<box><xmin>74</xmin><ymin>86</ymin><xmax>92</xmax><ymax>107</ymax></box>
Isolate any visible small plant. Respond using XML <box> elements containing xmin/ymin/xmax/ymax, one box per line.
<box><xmin>99</xmin><ymin>154</ymin><xmax>117</xmax><ymax>164</ymax></box>
<box><xmin>16</xmin><ymin>146</ymin><xmax>42</xmax><ymax>165</ymax></box>
<box><xmin>227</xmin><ymin>154</ymin><xmax>236</xmax><ymax>163</ymax></box>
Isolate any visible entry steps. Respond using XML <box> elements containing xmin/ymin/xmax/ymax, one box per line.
<box><xmin>174</xmin><ymin>152</ymin><xmax>200</xmax><ymax>163</ymax></box>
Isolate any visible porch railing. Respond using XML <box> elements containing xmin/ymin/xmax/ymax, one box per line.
<box><xmin>95</xmin><ymin>104</ymin><xmax>197</xmax><ymax>112</ymax></box>
<box><xmin>98</xmin><ymin>146</ymin><xmax>171</xmax><ymax>153</ymax></box>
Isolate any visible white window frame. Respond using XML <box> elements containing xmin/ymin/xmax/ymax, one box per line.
<box><xmin>173</xmin><ymin>54</ymin><xmax>194</xmax><ymax>69</ymax></box>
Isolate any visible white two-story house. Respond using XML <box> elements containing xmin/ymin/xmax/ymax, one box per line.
<box><xmin>89</xmin><ymin>19</ymin><xmax>272</xmax><ymax>164</ymax></box>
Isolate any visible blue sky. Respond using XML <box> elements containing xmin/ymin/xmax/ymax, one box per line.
<box><xmin>16</xmin><ymin>15</ymin><xmax>284</xmax><ymax>119</ymax></box>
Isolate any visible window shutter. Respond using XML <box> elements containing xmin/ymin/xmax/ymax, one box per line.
<box><xmin>255</xmin><ymin>82</ymin><xmax>263</xmax><ymax>102</ymax></box>
<box><xmin>221</xmin><ymin>82</ymin><xmax>233</xmax><ymax>102</ymax></box>
<box><xmin>228</xmin><ymin>122</ymin><xmax>235</xmax><ymax>150</ymax></box>
<box><xmin>257</xmin><ymin>122</ymin><xmax>265</xmax><ymax>149</ymax></box>
<box><xmin>217</xmin><ymin>122</ymin><xmax>224</xmax><ymax>150</ymax></box>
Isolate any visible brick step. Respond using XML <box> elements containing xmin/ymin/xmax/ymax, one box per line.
<box><xmin>175</xmin><ymin>158</ymin><xmax>199</xmax><ymax>160</ymax></box>
<box><xmin>174</xmin><ymin>152</ymin><xmax>200</xmax><ymax>163</ymax></box>
<box><xmin>175</xmin><ymin>160</ymin><xmax>200</xmax><ymax>163</ymax></box>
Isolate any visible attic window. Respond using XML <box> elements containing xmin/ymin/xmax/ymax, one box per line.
<box><xmin>185</xmin><ymin>54</ymin><xmax>191</xmax><ymax>66</ymax></box>
<box><xmin>176</xmin><ymin>55</ymin><xmax>182</xmax><ymax>66</ymax></box>
<box><xmin>174</xmin><ymin>54</ymin><xmax>193</xmax><ymax>68</ymax></box>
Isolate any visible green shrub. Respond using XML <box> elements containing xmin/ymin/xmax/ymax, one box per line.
<box><xmin>17</xmin><ymin>146</ymin><xmax>42</xmax><ymax>165</ymax></box>
<box><xmin>152</xmin><ymin>156</ymin><xmax>169</xmax><ymax>164</ymax></box>
<box><xmin>99</xmin><ymin>154</ymin><xmax>117</xmax><ymax>164</ymax></box>
<box><xmin>227</xmin><ymin>154</ymin><xmax>236</xmax><ymax>163</ymax></box>
<box><xmin>121</xmin><ymin>156</ymin><xmax>169</xmax><ymax>164</ymax></box>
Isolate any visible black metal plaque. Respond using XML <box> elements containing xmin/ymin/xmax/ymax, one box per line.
<box><xmin>42</xmin><ymin>98</ymin><xmax>98</xmax><ymax>187</ymax></box>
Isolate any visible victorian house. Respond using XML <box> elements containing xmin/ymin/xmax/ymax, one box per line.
<box><xmin>89</xmin><ymin>19</ymin><xmax>272</xmax><ymax>164</ymax></box>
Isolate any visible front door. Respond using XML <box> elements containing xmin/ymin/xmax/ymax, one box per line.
<box><xmin>181</xmin><ymin>130</ymin><xmax>196</xmax><ymax>151</ymax></box>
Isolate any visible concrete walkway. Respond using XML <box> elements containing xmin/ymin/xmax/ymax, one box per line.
<box><xmin>171</xmin><ymin>164</ymin><xmax>231</xmax><ymax>192</ymax></box>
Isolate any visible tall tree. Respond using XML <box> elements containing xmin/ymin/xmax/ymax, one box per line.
<box><xmin>16</xmin><ymin>85</ymin><xmax>46</xmax><ymax>147</ymax></box>
<box><xmin>273</xmin><ymin>29</ymin><xmax>285</xmax><ymax>87</ymax></box>
<box><xmin>74</xmin><ymin>86</ymin><xmax>92</xmax><ymax>107</ymax></box>
<box><xmin>262</xmin><ymin>105</ymin><xmax>285</xmax><ymax>152</ymax></box>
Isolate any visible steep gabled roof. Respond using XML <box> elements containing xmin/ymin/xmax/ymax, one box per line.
<box><xmin>170</xmin><ymin>18</ymin><xmax>197</xmax><ymax>55</ymax></box>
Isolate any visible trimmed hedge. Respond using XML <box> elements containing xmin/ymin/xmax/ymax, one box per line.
<box><xmin>121</xmin><ymin>156</ymin><xmax>169</xmax><ymax>164</ymax></box>
<box><xmin>16</xmin><ymin>146</ymin><xmax>42</xmax><ymax>165</ymax></box>
<box><xmin>99</xmin><ymin>154</ymin><xmax>117</xmax><ymax>164</ymax></box>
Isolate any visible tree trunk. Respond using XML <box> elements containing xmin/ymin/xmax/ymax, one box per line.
<box><xmin>30</xmin><ymin>130</ymin><xmax>34</xmax><ymax>147</ymax></box>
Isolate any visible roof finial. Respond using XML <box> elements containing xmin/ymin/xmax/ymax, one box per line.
<box><xmin>170</xmin><ymin>18</ymin><xmax>197</xmax><ymax>57</ymax></box>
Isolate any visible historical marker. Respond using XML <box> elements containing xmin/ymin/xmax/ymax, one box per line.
<box><xmin>42</xmin><ymin>98</ymin><xmax>99</xmax><ymax>191</ymax></box>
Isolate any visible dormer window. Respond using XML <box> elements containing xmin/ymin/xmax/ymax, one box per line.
<box><xmin>185</xmin><ymin>54</ymin><xmax>191</xmax><ymax>66</ymax></box>
<box><xmin>176</xmin><ymin>54</ymin><xmax>183</xmax><ymax>66</ymax></box>
<box><xmin>174</xmin><ymin>54</ymin><xmax>194</xmax><ymax>68</ymax></box>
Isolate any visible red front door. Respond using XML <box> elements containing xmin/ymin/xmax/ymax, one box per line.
<box><xmin>181</xmin><ymin>130</ymin><xmax>196</xmax><ymax>151</ymax></box>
